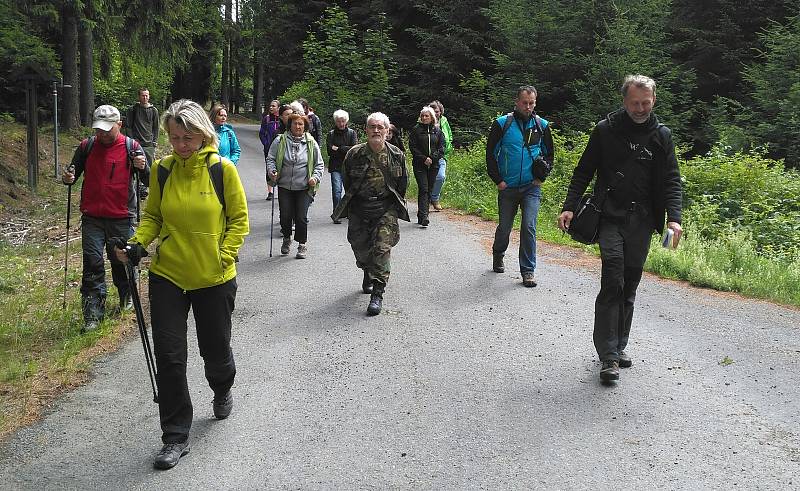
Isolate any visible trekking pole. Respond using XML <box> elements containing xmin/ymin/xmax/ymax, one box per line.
<box><xmin>123</xmin><ymin>257</ymin><xmax>158</xmax><ymax>403</ymax></box>
<box><xmin>62</xmin><ymin>165</ymin><xmax>74</xmax><ymax>310</ymax></box>
<box><xmin>269</xmin><ymin>186</ymin><xmax>275</xmax><ymax>257</ymax></box>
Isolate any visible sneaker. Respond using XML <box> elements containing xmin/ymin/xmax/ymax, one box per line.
<box><xmin>81</xmin><ymin>320</ymin><xmax>99</xmax><ymax>334</ymax></box>
<box><xmin>522</xmin><ymin>272</ymin><xmax>537</xmax><ymax>287</ymax></box>
<box><xmin>420</xmin><ymin>218</ymin><xmax>430</xmax><ymax>227</ymax></box>
<box><xmin>296</xmin><ymin>243</ymin><xmax>307</xmax><ymax>259</ymax></box>
<box><xmin>367</xmin><ymin>293</ymin><xmax>383</xmax><ymax>316</ymax></box>
<box><xmin>492</xmin><ymin>254</ymin><xmax>505</xmax><ymax>273</ymax></box>
<box><xmin>281</xmin><ymin>237</ymin><xmax>291</xmax><ymax>255</ymax></box>
<box><xmin>153</xmin><ymin>442</ymin><xmax>190</xmax><ymax>470</ymax></box>
<box><xmin>120</xmin><ymin>293</ymin><xmax>133</xmax><ymax>312</ymax></box>
<box><xmin>600</xmin><ymin>360</ymin><xmax>620</xmax><ymax>381</ymax></box>
<box><xmin>266</xmin><ymin>192</ymin><xmax>273</xmax><ymax>201</ymax></box>
<box><xmin>432</xmin><ymin>201</ymin><xmax>443</xmax><ymax>211</ymax></box>
<box><xmin>213</xmin><ymin>391</ymin><xmax>234</xmax><ymax>419</ymax></box>
<box><xmin>619</xmin><ymin>350</ymin><xmax>633</xmax><ymax>368</ymax></box>
<box><xmin>333</xmin><ymin>218</ymin><xmax>342</xmax><ymax>224</ymax></box>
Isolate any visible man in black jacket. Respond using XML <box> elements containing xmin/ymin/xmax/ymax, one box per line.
<box><xmin>326</xmin><ymin>109</ymin><xmax>358</xmax><ymax>222</ymax></box>
<box><xmin>558</xmin><ymin>75</ymin><xmax>683</xmax><ymax>382</ymax></box>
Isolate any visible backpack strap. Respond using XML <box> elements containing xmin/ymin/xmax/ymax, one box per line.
<box><xmin>207</xmin><ymin>154</ymin><xmax>226</xmax><ymax>212</ymax></box>
<box><xmin>498</xmin><ymin>112</ymin><xmax>515</xmax><ymax>141</ymax></box>
<box><xmin>157</xmin><ymin>156</ymin><xmax>176</xmax><ymax>202</ymax></box>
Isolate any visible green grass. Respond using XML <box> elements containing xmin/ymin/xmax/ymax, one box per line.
<box><xmin>429</xmin><ymin>135</ymin><xmax>800</xmax><ymax>308</ymax></box>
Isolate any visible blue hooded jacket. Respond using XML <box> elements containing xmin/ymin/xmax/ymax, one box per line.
<box><xmin>216</xmin><ymin>123</ymin><xmax>241</xmax><ymax>165</ymax></box>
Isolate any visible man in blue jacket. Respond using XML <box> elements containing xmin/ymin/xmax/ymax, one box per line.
<box><xmin>486</xmin><ymin>85</ymin><xmax>555</xmax><ymax>287</ymax></box>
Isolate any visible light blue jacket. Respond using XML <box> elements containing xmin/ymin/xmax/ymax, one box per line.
<box><xmin>493</xmin><ymin>114</ymin><xmax>549</xmax><ymax>188</ymax></box>
<box><xmin>216</xmin><ymin>123</ymin><xmax>241</xmax><ymax>165</ymax></box>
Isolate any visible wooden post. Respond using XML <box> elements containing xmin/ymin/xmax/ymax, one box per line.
<box><xmin>25</xmin><ymin>78</ymin><xmax>39</xmax><ymax>191</ymax></box>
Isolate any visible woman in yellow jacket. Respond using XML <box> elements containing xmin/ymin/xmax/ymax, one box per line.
<box><xmin>116</xmin><ymin>99</ymin><xmax>249</xmax><ymax>470</ymax></box>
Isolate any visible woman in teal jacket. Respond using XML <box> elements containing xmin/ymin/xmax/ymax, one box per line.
<box><xmin>210</xmin><ymin>103</ymin><xmax>241</xmax><ymax>165</ymax></box>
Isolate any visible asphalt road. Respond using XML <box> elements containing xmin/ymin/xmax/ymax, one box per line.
<box><xmin>1</xmin><ymin>124</ymin><xmax>798</xmax><ymax>489</ymax></box>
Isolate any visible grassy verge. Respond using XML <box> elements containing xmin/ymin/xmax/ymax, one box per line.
<box><xmin>0</xmin><ymin>123</ymin><xmax>138</xmax><ymax>438</ymax></box>
<box><xmin>427</xmin><ymin>135</ymin><xmax>800</xmax><ymax>308</ymax></box>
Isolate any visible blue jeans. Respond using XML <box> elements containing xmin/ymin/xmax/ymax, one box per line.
<box><xmin>492</xmin><ymin>183</ymin><xmax>542</xmax><ymax>273</ymax></box>
<box><xmin>330</xmin><ymin>171</ymin><xmax>343</xmax><ymax>211</ymax></box>
<box><xmin>430</xmin><ymin>158</ymin><xmax>447</xmax><ymax>202</ymax></box>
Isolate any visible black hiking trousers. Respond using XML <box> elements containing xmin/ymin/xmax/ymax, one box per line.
<box><xmin>593</xmin><ymin>208</ymin><xmax>652</xmax><ymax>362</ymax></box>
<box><xmin>149</xmin><ymin>273</ymin><xmax>237</xmax><ymax>444</ymax></box>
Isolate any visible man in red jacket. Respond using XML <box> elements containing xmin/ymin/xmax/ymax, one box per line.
<box><xmin>63</xmin><ymin>105</ymin><xmax>149</xmax><ymax>333</ymax></box>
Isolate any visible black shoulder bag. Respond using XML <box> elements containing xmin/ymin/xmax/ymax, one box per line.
<box><xmin>567</xmin><ymin>171</ymin><xmax>624</xmax><ymax>244</ymax></box>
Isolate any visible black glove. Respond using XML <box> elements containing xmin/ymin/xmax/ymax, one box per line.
<box><xmin>114</xmin><ymin>238</ymin><xmax>147</xmax><ymax>266</ymax></box>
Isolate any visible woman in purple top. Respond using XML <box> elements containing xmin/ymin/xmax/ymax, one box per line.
<box><xmin>260</xmin><ymin>100</ymin><xmax>281</xmax><ymax>199</ymax></box>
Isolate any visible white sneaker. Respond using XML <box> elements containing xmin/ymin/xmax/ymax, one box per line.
<box><xmin>296</xmin><ymin>243</ymin><xmax>307</xmax><ymax>259</ymax></box>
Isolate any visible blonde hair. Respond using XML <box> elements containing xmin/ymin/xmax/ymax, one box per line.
<box><xmin>419</xmin><ymin>106</ymin><xmax>437</xmax><ymax>124</ymax></box>
<box><xmin>163</xmin><ymin>99</ymin><xmax>219</xmax><ymax>149</ymax></box>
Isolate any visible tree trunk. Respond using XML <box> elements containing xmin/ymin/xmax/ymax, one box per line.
<box><xmin>78</xmin><ymin>4</ymin><xmax>95</xmax><ymax>126</ymax></box>
<box><xmin>222</xmin><ymin>0</ymin><xmax>232</xmax><ymax>106</ymax></box>
<box><xmin>253</xmin><ymin>61</ymin><xmax>264</xmax><ymax>116</ymax></box>
<box><xmin>61</xmin><ymin>3</ymin><xmax>81</xmax><ymax>129</ymax></box>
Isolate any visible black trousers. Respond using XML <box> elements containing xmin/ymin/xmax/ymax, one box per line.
<box><xmin>149</xmin><ymin>273</ymin><xmax>237</xmax><ymax>444</ymax></box>
<box><xmin>278</xmin><ymin>187</ymin><xmax>313</xmax><ymax>243</ymax></box>
<box><xmin>412</xmin><ymin>162</ymin><xmax>439</xmax><ymax>222</ymax></box>
<box><xmin>594</xmin><ymin>210</ymin><xmax>652</xmax><ymax>362</ymax></box>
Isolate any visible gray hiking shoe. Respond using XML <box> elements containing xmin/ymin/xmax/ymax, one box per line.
<box><xmin>296</xmin><ymin>243</ymin><xmax>307</xmax><ymax>259</ymax></box>
<box><xmin>281</xmin><ymin>237</ymin><xmax>291</xmax><ymax>255</ymax></box>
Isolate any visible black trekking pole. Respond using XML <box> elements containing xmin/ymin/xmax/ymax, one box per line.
<box><xmin>269</xmin><ymin>186</ymin><xmax>276</xmax><ymax>257</ymax></box>
<box><xmin>122</xmin><ymin>249</ymin><xmax>158</xmax><ymax>403</ymax></box>
<box><xmin>62</xmin><ymin>165</ymin><xmax>75</xmax><ymax>310</ymax></box>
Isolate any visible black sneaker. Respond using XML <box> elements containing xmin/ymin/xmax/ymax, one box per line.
<box><xmin>619</xmin><ymin>350</ymin><xmax>632</xmax><ymax>368</ymax></box>
<box><xmin>120</xmin><ymin>293</ymin><xmax>133</xmax><ymax>312</ymax></box>
<box><xmin>492</xmin><ymin>254</ymin><xmax>505</xmax><ymax>273</ymax></box>
<box><xmin>213</xmin><ymin>391</ymin><xmax>234</xmax><ymax>419</ymax></box>
<box><xmin>600</xmin><ymin>360</ymin><xmax>620</xmax><ymax>381</ymax></box>
<box><xmin>153</xmin><ymin>442</ymin><xmax>190</xmax><ymax>470</ymax></box>
<box><xmin>266</xmin><ymin>192</ymin><xmax>273</xmax><ymax>201</ymax></box>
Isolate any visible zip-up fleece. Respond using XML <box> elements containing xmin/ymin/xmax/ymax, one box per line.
<box><xmin>408</xmin><ymin>122</ymin><xmax>445</xmax><ymax>167</ymax></box>
<box><xmin>130</xmin><ymin>144</ymin><xmax>249</xmax><ymax>291</ymax></box>
<box><xmin>216</xmin><ymin>123</ymin><xmax>241</xmax><ymax>165</ymax></box>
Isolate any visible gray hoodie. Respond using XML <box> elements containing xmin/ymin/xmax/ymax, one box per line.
<box><xmin>265</xmin><ymin>132</ymin><xmax>325</xmax><ymax>191</ymax></box>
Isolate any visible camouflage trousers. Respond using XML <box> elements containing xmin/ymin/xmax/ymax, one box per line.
<box><xmin>347</xmin><ymin>206</ymin><xmax>400</xmax><ymax>286</ymax></box>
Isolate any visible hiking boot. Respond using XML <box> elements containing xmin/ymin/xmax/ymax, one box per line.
<box><xmin>419</xmin><ymin>217</ymin><xmax>430</xmax><ymax>227</ymax></box>
<box><xmin>619</xmin><ymin>350</ymin><xmax>633</xmax><ymax>368</ymax></box>
<box><xmin>153</xmin><ymin>442</ymin><xmax>190</xmax><ymax>470</ymax></box>
<box><xmin>81</xmin><ymin>320</ymin><xmax>99</xmax><ymax>334</ymax></box>
<box><xmin>266</xmin><ymin>192</ymin><xmax>273</xmax><ymax>201</ymax></box>
<box><xmin>281</xmin><ymin>237</ymin><xmax>291</xmax><ymax>255</ymax></box>
<box><xmin>600</xmin><ymin>360</ymin><xmax>620</xmax><ymax>381</ymax></box>
<box><xmin>120</xmin><ymin>293</ymin><xmax>133</xmax><ymax>312</ymax></box>
<box><xmin>333</xmin><ymin>218</ymin><xmax>342</xmax><ymax>224</ymax></box>
<box><xmin>367</xmin><ymin>294</ymin><xmax>383</xmax><ymax>316</ymax></box>
<box><xmin>296</xmin><ymin>243</ymin><xmax>307</xmax><ymax>259</ymax></box>
<box><xmin>492</xmin><ymin>253</ymin><xmax>505</xmax><ymax>273</ymax></box>
<box><xmin>432</xmin><ymin>201</ymin><xmax>443</xmax><ymax>211</ymax></box>
<box><xmin>522</xmin><ymin>272</ymin><xmax>537</xmax><ymax>287</ymax></box>
<box><xmin>362</xmin><ymin>271</ymin><xmax>373</xmax><ymax>294</ymax></box>
<box><xmin>213</xmin><ymin>391</ymin><xmax>234</xmax><ymax>419</ymax></box>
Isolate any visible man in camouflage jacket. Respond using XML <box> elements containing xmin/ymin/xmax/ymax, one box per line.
<box><xmin>332</xmin><ymin>112</ymin><xmax>409</xmax><ymax>315</ymax></box>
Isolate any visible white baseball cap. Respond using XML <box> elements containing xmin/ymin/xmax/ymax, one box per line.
<box><xmin>92</xmin><ymin>105</ymin><xmax>121</xmax><ymax>131</ymax></box>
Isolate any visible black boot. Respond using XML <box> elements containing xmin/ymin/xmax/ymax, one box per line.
<box><xmin>367</xmin><ymin>281</ymin><xmax>385</xmax><ymax>315</ymax></box>
<box><xmin>492</xmin><ymin>253</ymin><xmax>505</xmax><ymax>273</ymax></box>
<box><xmin>362</xmin><ymin>271</ymin><xmax>373</xmax><ymax>294</ymax></box>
